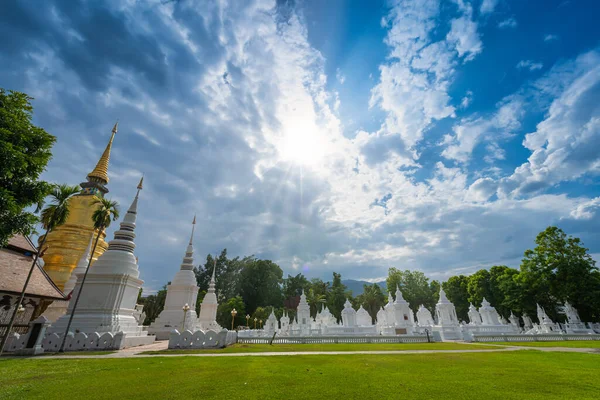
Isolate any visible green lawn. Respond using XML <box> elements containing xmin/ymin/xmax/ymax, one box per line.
<box><xmin>1</xmin><ymin>351</ymin><xmax>598</xmax><ymax>400</ymax></box>
<box><xmin>141</xmin><ymin>342</ymin><xmax>499</xmax><ymax>354</ymax></box>
<box><xmin>486</xmin><ymin>341</ymin><xmax>600</xmax><ymax>348</ymax></box>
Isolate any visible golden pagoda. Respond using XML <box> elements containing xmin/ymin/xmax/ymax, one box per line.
<box><xmin>41</xmin><ymin>122</ymin><xmax>118</xmax><ymax>290</ymax></box>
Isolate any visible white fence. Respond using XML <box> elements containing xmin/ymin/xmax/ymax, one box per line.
<box><xmin>472</xmin><ymin>334</ymin><xmax>600</xmax><ymax>342</ymax></box>
<box><xmin>5</xmin><ymin>331</ymin><xmax>126</xmax><ymax>352</ymax></box>
<box><xmin>237</xmin><ymin>335</ymin><xmax>431</xmax><ymax>344</ymax></box>
<box><xmin>168</xmin><ymin>329</ymin><xmax>237</xmax><ymax>349</ymax></box>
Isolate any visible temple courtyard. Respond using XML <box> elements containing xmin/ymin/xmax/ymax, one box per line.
<box><xmin>1</xmin><ymin>343</ymin><xmax>599</xmax><ymax>400</ymax></box>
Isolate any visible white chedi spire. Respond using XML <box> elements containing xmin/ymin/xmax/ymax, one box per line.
<box><xmin>180</xmin><ymin>215</ymin><xmax>196</xmax><ymax>271</ymax></box>
<box><xmin>106</xmin><ymin>180</ymin><xmax>141</xmax><ymax>254</ymax></box>
<box><xmin>438</xmin><ymin>287</ymin><xmax>450</xmax><ymax>304</ymax></box>
<box><xmin>206</xmin><ymin>258</ymin><xmax>218</xmax><ymax>299</ymax></box>
<box><xmin>91</xmin><ymin>178</ymin><xmax>143</xmax><ymax>277</ymax></box>
<box><xmin>63</xmin><ymin>233</ymin><xmax>94</xmax><ymax>295</ymax></box>
<box><xmin>394</xmin><ymin>285</ymin><xmax>407</xmax><ymax>303</ymax></box>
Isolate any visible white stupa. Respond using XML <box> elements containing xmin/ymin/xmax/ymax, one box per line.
<box><xmin>296</xmin><ymin>289</ymin><xmax>311</xmax><ymax>328</ymax></box>
<box><xmin>392</xmin><ymin>286</ymin><xmax>415</xmax><ymax>334</ymax></box>
<box><xmin>43</xmin><ymin>233</ymin><xmax>94</xmax><ymax>322</ymax></box>
<box><xmin>148</xmin><ymin>217</ymin><xmax>200</xmax><ymax>339</ymax></box>
<box><xmin>195</xmin><ymin>258</ymin><xmax>222</xmax><ymax>331</ymax></box>
<box><xmin>479</xmin><ymin>298</ymin><xmax>501</xmax><ymax>325</ymax></box>
<box><xmin>341</xmin><ymin>299</ymin><xmax>357</xmax><ymax>327</ymax></box>
<box><xmin>356</xmin><ymin>305</ymin><xmax>372</xmax><ymax>326</ymax></box>
<box><xmin>416</xmin><ymin>304</ymin><xmax>434</xmax><ymax>327</ymax></box>
<box><xmin>432</xmin><ymin>287</ymin><xmax>462</xmax><ymax>340</ymax></box>
<box><xmin>48</xmin><ymin>178</ymin><xmax>154</xmax><ymax>348</ymax></box>
<box><xmin>467</xmin><ymin>303</ymin><xmax>482</xmax><ymax>325</ymax></box>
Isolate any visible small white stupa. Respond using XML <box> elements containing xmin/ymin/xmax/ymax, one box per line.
<box><xmin>356</xmin><ymin>305</ymin><xmax>372</xmax><ymax>326</ymax></box>
<box><xmin>392</xmin><ymin>286</ymin><xmax>415</xmax><ymax>334</ymax></box>
<box><xmin>148</xmin><ymin>217</ymin><xmax>200</xmax><ymax>339</ymax></box>
<box><xmin>416</xmin><ymin>304</ymin><xmax>434</xmax><ymax>327</ymax></box>
<box><xmin>467</xmin><ymin>303</ymin><xmax>482</xmax><ymax>325</ymax></box>
<box><xmin>48</xmin><ymin>178</ymin><xmax>154</xmax><ymax>348</ymax></box>
<box><xmin>296</xmin><ymin>289</ymin><xmax>311</xmax><ymax>328</ymax></box>
<box><xmin>280</xmin><ymin>311</ymin><xmax>290</xmax><ymax>334</ymax></box>
<box><xmin>433</xmin><ymin>287</ymin><xmax>462</xmax><ymax>340</ymax></box>
<box><xmin>341</xmin><ymin>299</ymin><xmax>357</xmax><ymax>327</ymax></box>
<box><xmin>479</xmin><ymin>298</ymin><xmax>501</xmax><ymax>325</ymax></box>
<box><xmin>43</xmin><ymin>233</ymin><xmax>94</xmax><ymax>322</ymax></box>
<box><xmin>195</xmin><ymin>258</ymin><xmax>222</xmax><ymax>331</ymax></box>
<box><xmin>264</xmin><ymin>310</ymin><xmax>278</xmax><ymax>333</ymax></box>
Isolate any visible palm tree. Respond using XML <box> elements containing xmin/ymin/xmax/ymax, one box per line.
<box><xmin>306</xmin><ymin>288</ymin><xmax>326</xmax><ymax>318</ymax></box>
<box><xmin>0</xmin><ymin>184</ymin><xmax>80</xmax><ymax>355</ymax></box>
<box><xmin>58</xmin><ymin>197</ymin><xmax>119</xmax><ymax>352</ymax></box>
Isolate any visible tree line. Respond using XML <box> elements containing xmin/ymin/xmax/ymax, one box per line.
<box><xmin>140</xmin><ymin>226</ymin><xmax>600</xmax><ymax>327</ymax></box>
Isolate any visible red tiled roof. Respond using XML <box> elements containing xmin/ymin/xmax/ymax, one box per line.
<box><xmin>0</xmin><ymin>235</ymin><xmax>65</xmax><ymax>300</ymax></box>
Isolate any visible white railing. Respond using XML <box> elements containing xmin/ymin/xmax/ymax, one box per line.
<box><xmin>168</xmin><ymin>329</ymin><xmax>237</xmax><ymax>349</ymax></box>
<box><xmin>236</xmin><ymin>335</ymin><xmax>431</xmax><ymax>344</ymax></box>
<box><xmin>472</xmin><ymin>333</ymin><xmax>600</xmax><ymax>342</ymax></box>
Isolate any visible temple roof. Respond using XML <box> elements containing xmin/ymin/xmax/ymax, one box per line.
<box><xmin>0</xmin><ymin>234</ymin><xmax>66</xmax><ymax>300</ymax></box>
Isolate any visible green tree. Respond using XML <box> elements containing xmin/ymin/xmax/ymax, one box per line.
<box><xmin>59</xmin><ymin>196</ymin><xmax>120</xmax><ymax>352</ymax></box>
<box><xmin>386</xmin><ymin>269</ymin><xmax>438</xmax><ymax>310</ymax></box>
<box><xmin>520</xmin><ymin>226</ymin><xmax>600</xmax><ymax>321</ymax></box>
<box><xmin>0</xmin><ymin>89</ymin><xmax>56</xmax><ymax>247</ymax></box>
<box><xmin>326</xmin><ymin>272</ymin><xmax>347</xmax><ymax>320</ymax></box>
<box><xmin>467</xmin><ymin>269</ymin><xmax>493</xmax><ymax>307</ymax></box>
<box><xmin>238</xmin><ymin>259</ymin><xmax>283</xmax><ymax>314</ymax></box>
<box><xmin>306</xmin><ymin>288</ymin><xmax>326</xmax><ymax>317</ymax></box>
<box><xmin>356</xmin><ymin>283</ymin><xmax>386</xmax><ymax>323</ymax></box>
<box><xmin>142</xmin><ymin>285</ymin><xmax>168</xmax><ymax>325</ymax></box>
<box><xmin>0</xmin><ymin>183</ymin><xmax>80</xmax><ymax>355</ymax></box>
<box><xmin>282</xmin><ymin>273</ymin><xmax>310</xmax><ymax>302</ymax></box>
<box><xmin>217</xmin><ymin>296</ymin><xmax>246</xmax><ymax>329</ymax></box>
<box><xmin>443</xmin><ymin>275</ymin><xmax>470</xmax><ymax>322</ymax></box>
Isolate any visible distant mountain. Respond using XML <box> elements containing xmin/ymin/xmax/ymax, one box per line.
<box><xmin>341</xmin><ymin>279</ymin><xmax>387</xmax><ymax>296</ymax></box>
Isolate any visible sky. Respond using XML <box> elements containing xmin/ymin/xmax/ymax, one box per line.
<box><xmin>1</xmin><ymin>0</ymin><xmax>600</xmax><ymax>294</ymax></box>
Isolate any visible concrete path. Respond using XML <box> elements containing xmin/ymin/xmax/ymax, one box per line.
<box><xmin>4</xmin><ymin>341</ymin><xmax>598</xmax><ymax>360</ymax></box>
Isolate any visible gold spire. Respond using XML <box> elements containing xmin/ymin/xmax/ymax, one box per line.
<box><xmin>192</xmin><ymin>214</ymin><xmax>196</xmax><ymax>225</ymax></box>
<box><xmin>87</xmin><ymin>122</ymin><xmax>118</xmax><ymax>185</ymax></box>
<box><xmin>137</xmin><ymin>174</ymin><xmax>144</xmax><ymax>190</ymax></box>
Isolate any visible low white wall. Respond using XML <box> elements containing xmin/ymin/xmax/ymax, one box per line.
<box><xmin>472</xmin><ymin>334</ymin><xmax>600</xmax><ymax>342</ymax></box>
<box><xmin>237</xmin><ymin>335</ymin><xmax>431</xmax><ymax>344</ymax></box>
<box><xmin>168</xmin><ymin>329</ymin><xmax>237</xmax><ymax>349</ymax></box>
<box><xmin>5</xmin><ymin>331</ymin><xmax>129</xmax><ymax>352</ymax></box>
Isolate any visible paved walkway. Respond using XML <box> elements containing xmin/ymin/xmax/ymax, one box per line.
<box><xmin>5</xmin><ymin>341</ymin><xmax>597</xmax><ymax>359</ymax></box>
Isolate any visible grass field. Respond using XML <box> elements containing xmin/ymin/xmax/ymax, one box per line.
<box><xmin>486</xmin><ymin>341</ymin><xmax>600</xmax><ymax>348</ymax></box>
<box><xmin>1</xmin><ymin>351</ymin><xmax>598</xmax><ymax>399</ymax></box>
<box><xmin>141</xmin><ymin>342</ymin><xmax>500</xmax><ymax>354</ymax></box>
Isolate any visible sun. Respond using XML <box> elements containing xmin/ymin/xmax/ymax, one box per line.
<box><xmin>278</xmin><ymin>120</ymin><xmax>326</xmax><ymax>167</ymax></box>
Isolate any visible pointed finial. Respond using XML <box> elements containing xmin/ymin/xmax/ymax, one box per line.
<box><xmin>112</xmin><ymin>121</ymin><xmax>119</xmax><ymax>134</ymax></box>
<box><xmin>137</xmin><ymin>174</ymin><xmax>144</xmax><ymax>190</ymax></box>
<box><xmin>188</xmin><ymin>215</ymin><xmax>196</xmax><ymax>245</ymax></box>
<box><xmin>87</xmin><ymin>122</ymin><xmax>118</xmax><ymax>185</ymax></box>
<box><xmin>211</xmin><ymin>256</ymin><xmax>217</xmax><ymax>281</ymax></box>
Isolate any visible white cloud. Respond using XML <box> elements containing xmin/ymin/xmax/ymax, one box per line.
<box><xmin>446</xmin><ymin>13</ymin><xmax>483</xmax><ymax>61</ymax></box>
<box><xmin>500</xmin><ymin>49</ymin><xmax>600</xmax><ymax>198</ymax></box>
<box><xmin>544</xmin><ymin>34</ymin><xmax>559</xmax><ymax>42</ymax></box>
<box><xmin>336</xmin><ymin>68</ymin><xmax>346</xmax><ymax>85</ymax></box>
<box><xmin>442</xmin><ymin>96</ymin><xmax>524</xmax><ymax>163</ymax></box>
<box><xmin>480</xmin><ymin>0</ymin><xmax>499</xmax><ymax>15</ymax></box>
<box><xmin>498</xmin><ymin>18</ymin><xmax>517</xmax><ymax>29</ymax></box>
<box><xmin>367</xmin><ymin>0</ymin><xmax>483</xmax><ymax>158</ymax></box>
<box><xmin>517</xmin><ymin>60</ymin><xmax>544</xmax><ymax>71</ymax></box>
<box><xmin>460</xmin><ymin>90</ymin><xmax>473</xmax><ymax>109</ymax></box>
